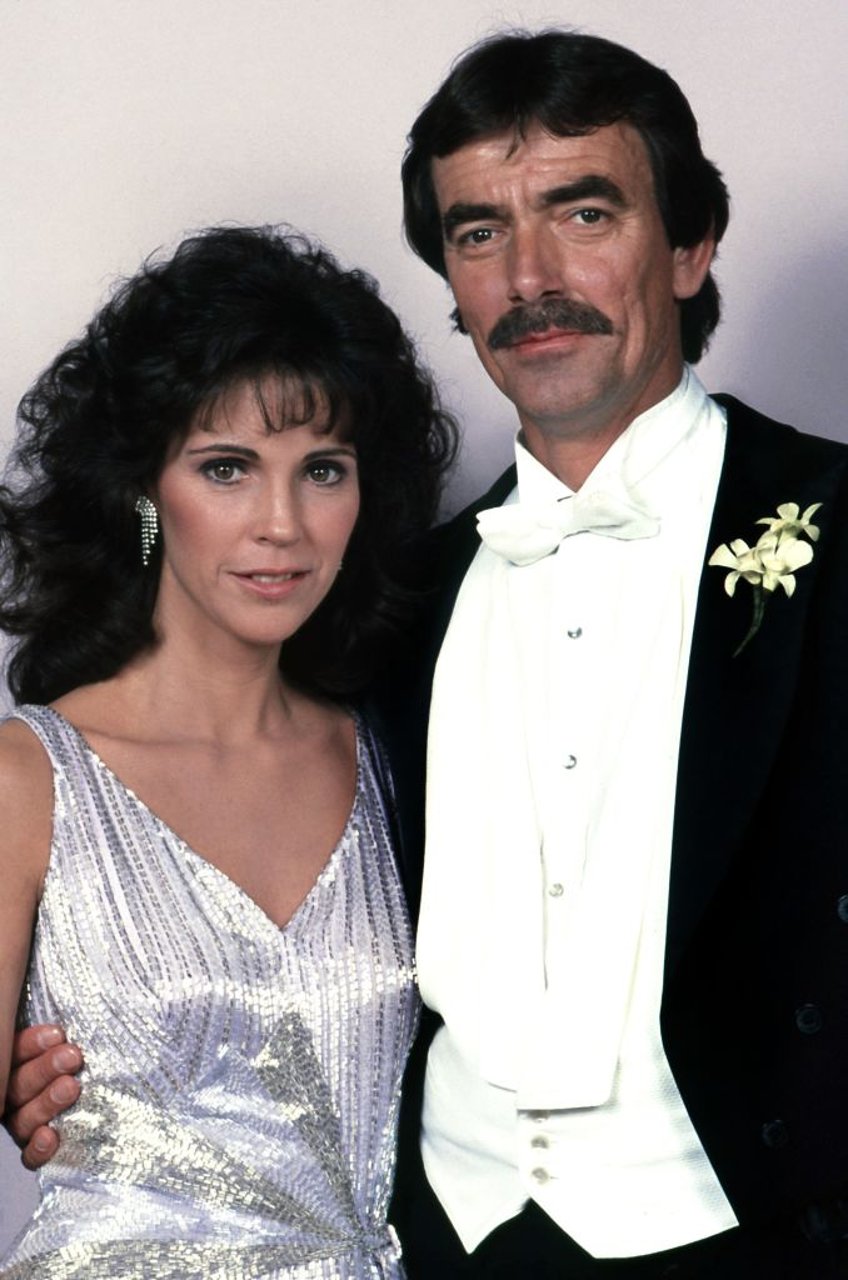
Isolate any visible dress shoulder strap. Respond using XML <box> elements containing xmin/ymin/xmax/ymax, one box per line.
<box><xmin>4</xmin><ymin>703</ymin><xmax>93</xmax><ymax>771</ymax></box>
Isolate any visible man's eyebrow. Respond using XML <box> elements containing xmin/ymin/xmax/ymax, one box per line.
<box><xmin>541</xmin><ymin>175</ymin><xmax>628</xmax><ymax>209</ymax></box>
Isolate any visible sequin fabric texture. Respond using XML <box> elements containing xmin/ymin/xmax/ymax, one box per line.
<box><xmin>1</xmin><ymin>705</ymin><xmax>419</xmax><ymax>1279</ymax></box>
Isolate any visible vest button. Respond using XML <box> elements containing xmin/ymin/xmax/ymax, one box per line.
<box><xmin>795</xmin><ymin>1004</ymin><xmax>823</xmax><ymax>1035</ymax></box>
<box><xmin>761</xmin><ymin>1119</ymin><xmax>789</xmax><ymax>1149</ymax></box>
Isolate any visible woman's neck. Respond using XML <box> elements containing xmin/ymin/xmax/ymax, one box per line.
<box><xmin>54</xmin><ymin>640</ymin><xmax>320</xmax><ymax>748</ymax></box>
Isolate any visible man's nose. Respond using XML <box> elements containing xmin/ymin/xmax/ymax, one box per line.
<box><xmin>506</xmin><ymin>223</ymin><xmax>566</xmax><ymax>304</ymax></box>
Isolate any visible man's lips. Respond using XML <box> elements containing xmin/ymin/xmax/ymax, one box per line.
<box><xmin>510</xmin><ymin>327</ymin><xmax>586</xmax><ymax>347</ymax></box>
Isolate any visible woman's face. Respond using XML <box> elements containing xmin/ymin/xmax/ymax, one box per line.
<box><xmin>151</xmin><ymin>380</ymin><xmax>359</xmax><ymax>657</ymax></box>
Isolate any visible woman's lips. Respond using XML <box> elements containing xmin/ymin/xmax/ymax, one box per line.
<box><xmin>232</xmin><ymin>569</ymin><xmax>309</xmax><ymax>599</ymax></box>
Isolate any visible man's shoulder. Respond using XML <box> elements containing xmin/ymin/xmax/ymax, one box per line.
<box><xmin>709</xmin><ymin>393</ymin><xmax>848</xmax><ymax>586</ymax></box>
<box><xmin>715</xmin><ymin>393</ymin><xmax>848</xmax><ymax>466</ymax></box>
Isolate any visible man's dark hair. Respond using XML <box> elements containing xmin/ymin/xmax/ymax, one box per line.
<box><xmin>0</xmin><ymin>225</ymin><xmax>457</xmax><ymax>703</ymax></box>
<box><xmin>402</xmin><ymin>29</ymin><xmax>730</xmax><ymax>363</ymax></box>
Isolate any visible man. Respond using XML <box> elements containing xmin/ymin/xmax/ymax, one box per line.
<box><xmin>8</xmin><ymin>29</ymin><xmax>848</xmax><ymax>1278</ymax></box>
<box><xmin>380</xmin><ymin>29</ymin><xmax>848</xmax><ymax>1278</ymax></box>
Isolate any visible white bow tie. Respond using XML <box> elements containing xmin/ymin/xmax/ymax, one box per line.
<box><xmin>477</xmin><ymin>485</ymin><xmax>660</xmax><ymax>566</ymax></box>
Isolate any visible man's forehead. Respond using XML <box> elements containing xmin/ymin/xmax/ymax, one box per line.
<box><xmin>431</xmin><ymin>121</ymin><xmax>654</xmax><ymax>206</ymax></box>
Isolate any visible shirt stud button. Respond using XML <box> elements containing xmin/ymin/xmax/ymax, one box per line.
<box><xmin>564</xmin><ymin>754</ymin><xmax>577</xmax><ymax>769</ymax></box>
<box><xmin>548</xmin><ymin>883</ymin><xmax>564</xmax><ymax>898</ymax></box>
<box><xmin>531</xmin><ymin>1135</ymin><xmax>549</xmax><ymax>1149</ymax></box>
<box><xmin>567</xmin><ymin>626</ymin><xmax>583</xmax><ymax>639</ymax></box>
<box><xmin>531</xmin><ymin>1167</ymin><xmax>550</xmax><ymax>1184</ymax></box>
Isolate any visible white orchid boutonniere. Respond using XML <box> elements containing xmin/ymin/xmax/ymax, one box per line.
<box><xmin>708</xmin><ymin>502</ymin><xmax>821</xmax><ymax>657</ymax></box>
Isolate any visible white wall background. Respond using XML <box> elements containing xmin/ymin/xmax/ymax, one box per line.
<box><xmin>2</xmin><ymin>0</ymin><xmax>846</xmax><ymax>1250</ymax></box>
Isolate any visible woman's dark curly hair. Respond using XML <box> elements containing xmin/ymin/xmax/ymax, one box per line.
<box><xmin>0</xmin><ymin>225</ymin><xmax>457</xmax><ymax>704</ymax></box>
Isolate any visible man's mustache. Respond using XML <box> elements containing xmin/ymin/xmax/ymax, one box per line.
<box><xmin>487</xmin><ymin>299</ymin><xmax>614</xmax><ymax>350</ymax></box>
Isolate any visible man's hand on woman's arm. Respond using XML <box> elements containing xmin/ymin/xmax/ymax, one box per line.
<box><xmin>0</xmin><ymin>727</ymin><xmax>79</xmax><ymax>1170</ymax></box>
<box><xmin>4</xmin><ymin>1025</ymin><xmax>82</xmax><ymax>1170</ymax></box>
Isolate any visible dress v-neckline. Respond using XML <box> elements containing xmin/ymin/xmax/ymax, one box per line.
<box><xmin>36</xmin><ymin>704</ymin><xmax>362</xmax><ymax>936</ymax></box>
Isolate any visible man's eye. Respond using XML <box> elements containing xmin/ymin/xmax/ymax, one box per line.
<box><xmin>573</xmin><ymin>208</ymin><xmax>606</xmax><ymax>225</ymax></box>
<box><xmin>458</xmin><ymin>227</ymin><xmax>495</xmax><ymax>247</ymax></box>
<box><xmin>201</xmin><ymin>459</ymin><xmax>244</xmax><ymax>484</ymax></box>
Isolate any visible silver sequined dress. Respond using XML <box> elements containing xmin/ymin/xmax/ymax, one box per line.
<box><xmin>1</xmin><ymin>705</ymin><xmax>419</xmax><ymax>1280</ymax></box>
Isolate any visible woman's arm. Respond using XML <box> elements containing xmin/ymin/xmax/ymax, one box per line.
<box><xmin>0</xmin><ymin>722</ymin><xmax>58</xmax><ymax>1148</ymax></box>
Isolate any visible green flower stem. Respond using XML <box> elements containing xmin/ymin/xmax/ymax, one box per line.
<box><xmin>733</xmin><ymin>584</ymin><xmax>767</xmax><ymax>657</ymax></box>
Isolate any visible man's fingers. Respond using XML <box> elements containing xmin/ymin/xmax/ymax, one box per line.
<box><xmin>5</xmin><ymin>1042</ymin><xmax>83</xmax><ymax>1111</ymax></box>
<box><xmin>5</xmin><ymin>1072</ymin><xmax>82</xmax><ymax>1148</ymax></box>
<box><xmin>4</xmin><ymin>1036</ymin><xmax>83</xmax><ymax>1161</ymax></box>
<box><xmin>21</xmin><ymin>1123</ymin><xmax>62</xmax><ymax>1172</ymax></box>
<box><xmin>10</xmin><ymin>1024</ymin><xmax>66</xmax><ymax>1065</ymax></box>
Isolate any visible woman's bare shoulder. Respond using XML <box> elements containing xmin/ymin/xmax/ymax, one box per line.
<box><xmin>0</xmin><ymin>716</ymin><xmax>54</xmax><ymax>869</ymax></box>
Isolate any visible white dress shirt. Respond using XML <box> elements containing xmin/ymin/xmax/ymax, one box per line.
<box><xmin>416</xmin><ymin>369</ymin><xmax>739</xmax><ymax>1258</ymax></box>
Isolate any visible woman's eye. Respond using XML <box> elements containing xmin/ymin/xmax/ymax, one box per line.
<box><xmin>307</xmin><ymin>461</ymin><xmax>344</xmax><ymax>486</ymax></box>
<box><xmin>201</xmin><ymin>459</ymin><xmax>244</xmax><ymax>484</ymax></box>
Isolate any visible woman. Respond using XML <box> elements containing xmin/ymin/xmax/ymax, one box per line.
<box><xmin>0</xmin><ymin>225</ymin><xmax>455</xmax><ymax>1278</ymax></box>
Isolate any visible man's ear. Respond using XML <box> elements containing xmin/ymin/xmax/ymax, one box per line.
<box><xmin>672</xmin><ymin>234</ymin><xmax>716</xmax><ymax>300</ymax></box>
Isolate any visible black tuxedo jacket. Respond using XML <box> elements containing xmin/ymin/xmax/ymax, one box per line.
<box><xmin>372</xmin><ymin>396</ymin><xmax>848</xmax><ymax>1232</ymax></box>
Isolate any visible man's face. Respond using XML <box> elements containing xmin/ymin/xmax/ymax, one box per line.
<box><xmin>432</xmin><ymin>122</ymin><xmax>713</xmax><ymax>455</ymax></box>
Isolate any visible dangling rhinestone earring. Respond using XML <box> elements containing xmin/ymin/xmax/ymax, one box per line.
<box><xmin>134</xmin><ymin>495</ymin><xmax>159</xmax><ymax>567</ymax></box>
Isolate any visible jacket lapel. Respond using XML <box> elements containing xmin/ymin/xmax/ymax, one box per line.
<box><xmin>665</xmin><ymin>397</ymin><xmax>847</xmax><ymax>974</ymax></box>
<box><xmin>371</xmin><ymin>463</ymin><xmax>518</xmax><ymax>918</ymax></box>
<box><xmin>427</xmin><ymin>463</ymin><xmax>518</xmax><ymax>651</ymax></box>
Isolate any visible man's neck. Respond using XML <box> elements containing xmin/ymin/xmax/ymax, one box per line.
<box><xmin>518</xmin><ymin>366</ymin><xmax>688</xmax><ymax>490</ymax></box>
<box><xmin>520</xmin><ymin>423</ymin><xmax>628</xmax><ymax>491</ymax></box>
